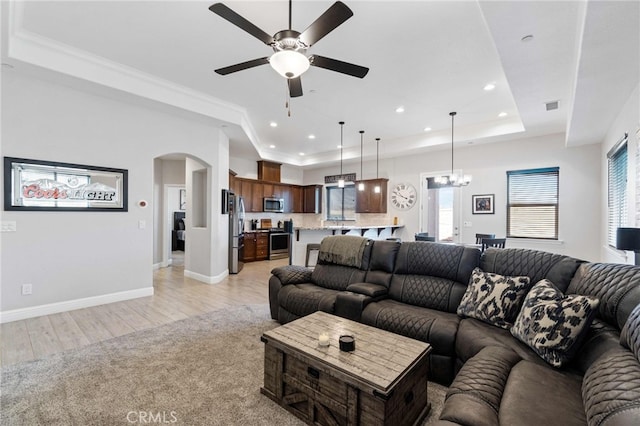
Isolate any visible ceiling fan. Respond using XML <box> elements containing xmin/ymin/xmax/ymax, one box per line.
<box><xmin>209</xmin><ymin>0</ymin><xmax>369</xmax><ymax>98</ymax></box>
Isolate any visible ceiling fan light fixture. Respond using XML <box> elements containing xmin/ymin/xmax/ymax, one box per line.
<box><xmin>269</xmin><ymin>50</ymin><xmax>310</xmax><ymax>79</ymax></box>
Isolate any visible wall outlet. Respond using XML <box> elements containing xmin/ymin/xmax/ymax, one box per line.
<box><xmin>138</xmin><ymin>220</ymin><xmax>146</xmax><ymax>229</ymax></box>
<box><xmin>463</xmin><ymin>221</ymin><xmax>472</xmax><ymax>227</ymax></box>
<box><xmin>1</xmin><ymin>221</ymin><xmax>16</xmax><ymax>232</ymax></box>
<box><xmin>21</xmin><ymin>284</ymin><xmax>32</xmax><ymax>295</ymax></box>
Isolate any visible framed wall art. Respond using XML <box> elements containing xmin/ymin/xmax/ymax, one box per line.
<box><xmin>472</xmin><ymin>194</ymin><xmax>494</xmax><ymax>214</ymax></box>
<box><xmin>4</xmin><ymin>157</ymin><xmax>128</xmax><ymax>212</ymax></box>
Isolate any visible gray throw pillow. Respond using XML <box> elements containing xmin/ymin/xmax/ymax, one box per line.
<box><xmin>457</xmin><ymin>267</ymin><xmax>531</xmax><ymax>329</ymax></box>
<box><xmin>511</xmin><ymin>279</ymin><xmax>599</xmax><ymax>367</ymax></box>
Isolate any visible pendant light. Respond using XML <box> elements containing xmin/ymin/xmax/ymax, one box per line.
<box><xmin>338</xmin><ymin>121</ymin><xmax>345</xmax><ymax>188</ymax></box>
<box><xmin>374</xmin><ymin>137</ymin><xmax>381</xmax><ymax>193</ymax></box>
<box><xmin>435</xmin><ymin>112</ymin><xmax>471</xmax><ymax>186</ymax></box>
<box><xmin>358</xmin><ymin>130</ymin><xmax>365</xmax><ymax>191</ymax></box>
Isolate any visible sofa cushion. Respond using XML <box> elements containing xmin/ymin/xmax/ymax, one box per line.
<box><xmin>362</xmin><ymin>299</ymin><xmax>460</xmax><ymax>355</ymax></box>
<box><xmin>582</xmin><ymin>347</ymin><xmax>640</xmax><ymax>426</ymax></box>
<box><xmin>394</xmin><ymin>242</ymin><xmax>480</xmax><ymax>285</ymax></box>
<box><xmin>569</xmin><ymin>318</ymin><xmax>625</xmax><ymax>375</ymax></box>
<box><xmin>621</xmin><ymin>302</ymin><xmax>640</xmax><ymax>362</ymax></box>
<box><xmin>568</xmin><ymin>263</ymin><xmax>640</xmax><ymax>330</ymax></box>
<box><xmin>440</xmin><ymin>346</ymin><xmax>522</xmax><ymax>426</ymax></box>
<box><xmin>455</xmin><ymin>318</ymin><xmax>543</xmax><ymax>364</ymax></box>
<box><xmin>311</xmin><ymin>264</ymin><xmax>366</xmax><ymax>291</ymax></box>
<box><xmin>271</xmin><ymin>265</ymin><xmax>313</xmax><ymax>285</ymax></box>
<box><xmin>481</xmin><ymin>247</ymin><xmax>583</xmax><ymax>293</ymax></box>
<box><xmin>457</xmin><ymin>267</ymin><xmax>531</xmax><ymax>329</ymax></box>
<box><xmin>277</xmin><ymin>284</ymin><xmax>340</xmax><ymax>319</ymax></box>
<box><xmin>369</xmin><ymin>240</ymin><xmax>401</xmax><ymax>272</ymax></box>
<box><xmin>511</xmin><ymin>279</ymin><xmax>599</xmax><ymax>367</ymax></box>
<box><xmin>500</xmin><ymin>360</ymin><xmax>586</xmax><ymax>426</ymax></box>
<box><xmin>389</xmin><ymin>274</ymin><xmax>468</xmax><ymax>313</ymax></box>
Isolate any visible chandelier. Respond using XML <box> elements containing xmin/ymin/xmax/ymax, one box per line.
<box><xmin>434</xmin><ymin>111</ymin><xmax>471</xmax><ymax>186</ymax></box>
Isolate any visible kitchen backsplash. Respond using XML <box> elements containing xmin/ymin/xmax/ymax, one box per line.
<box><xmin>243</xmin><ymin>212</ymin><xmax>393</xmax><ymax>231</ymax></box>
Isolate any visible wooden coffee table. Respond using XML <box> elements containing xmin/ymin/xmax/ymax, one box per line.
<box><xmin>261</xmin><ymin>311</ymin><xmax>432</xmax><ymax>426</ymax></box>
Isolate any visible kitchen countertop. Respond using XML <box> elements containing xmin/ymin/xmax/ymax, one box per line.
<box><xmin>293</xmin><ymin>224</ymin><xmax>404</xmax><ymax>239</ymax></box>
<box><xmin>294</xmin><ymin>225</ymin><xmax>404</xmax><ymax>231</ymax></box>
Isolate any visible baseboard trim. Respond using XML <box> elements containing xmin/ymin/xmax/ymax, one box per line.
<box><xmin>184</xmin><ymin>269</ymin><xmax>228</xmax><ymax>285</ymax></box>
<box><xmin>0</xmin><ymin>287</ymin><xmax>155</xmax><ymax>324</ymax></box>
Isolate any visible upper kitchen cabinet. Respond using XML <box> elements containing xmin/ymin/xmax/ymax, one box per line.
<box><xmin>257</xmin><ymin>161</ymin><xmax>281</xmax><ymax>182</ymax></box>
<box><xmin>303</xmin><ymin>185</ymin><xmax>323</xmax><ymax>214</ymax></box>
<box><xmin>355</xmin><ymin>179</ymin><xmax>388</xmax><ymax>213</ymax></box>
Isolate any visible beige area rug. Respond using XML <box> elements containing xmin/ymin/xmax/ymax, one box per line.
<box><xmin>1</xmin><ymin>305</ymin><xmax>447</xmax><ymax>425</ymax></box>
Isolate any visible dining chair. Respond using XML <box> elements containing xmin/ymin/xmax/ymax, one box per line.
<box><xmin>415</xmin><ymin>233</ymin><xmax>435</xmax><ymax>242</ymax></box>
<box><xmin>475</xmin><ymin>233</ymin><xmax>496</xmax><ymax>244</ymax></box>
<box><xmin>481</xmin><ymin>238</ymin><xmax>506</xmax><ymax>252</ymax></box>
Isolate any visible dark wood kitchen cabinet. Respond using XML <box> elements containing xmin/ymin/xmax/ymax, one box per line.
<box><xmin>250</xmin><ymin>182</ymin><xmax>264</xmax><ymax>212</ymax></box>
<box><xmin>243</xmin><ymin>232</ymin><xmax>257</xmax><ymax>262</ymax></box>
<box><xmin>243</xmin><ymin>231</ymin><xmax>269</xmax><ymax>262</ymax></box>
<box><xmin>355</xmin><ymin>179</ymin><xmax>388</xmax><ymax>213</ymax></box>
<box><xmin>256</xmin><ymin>232</ymin><xmax>269</xmax><ymax>261</ymax></box>
<box><xmin>290</xmin><ymin>186</ymin><xmax>304</xmax><ymax>213</ymax></box>
<box><xmin>303</xmin><ymin>185</ymin><xmax>323</xmax><ymax>214</ymax></box>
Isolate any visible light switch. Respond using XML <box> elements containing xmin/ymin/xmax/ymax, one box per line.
<box><xmin>138</xmin><ymin>220</ymin><xmax>146</xmax><ymax>229</ymax></box>
<box><xmin>1</xmin><ymin>221</ymin><xmax>16</xmax><ymax>232</ymax></box>
<box><xmin>463</xmin><ymin>221</ymin><xmax>472</xmax><ymax>228</ymax></box>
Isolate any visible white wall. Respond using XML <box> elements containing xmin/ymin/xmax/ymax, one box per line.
<box><xmin>304</xmin><ymin>133</ymin><xmax>602</xmax><ymax>261</ymax></box>
<box><xmin>1</xmin><ymin>70</ymin><xmax>226</xmax><ymax>318</ymax></box>
<box><xmin>600</xmin><ymin>84</ymin><xmax>639</xmax><ymax>264</ymax></box>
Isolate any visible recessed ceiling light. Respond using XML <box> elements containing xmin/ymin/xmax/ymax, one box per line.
<box><xmin>423</xmin><ymin>127</ymin><xmax>432</xmax><ymax>132</ymax></box>
<box><xmin>299</xmin><ymin>152</ymin><xmax>305</xmax><ymax>156</ymax></box>
<box><xmin>395</xmin><ymin>106</ymin><xmax>405</xmax><ymax>113</ymax></box>
<box><xmin>483</xmin><ymin>83</ymin><xmax>496</xmax><ymax>91</ymax></box>
<box><xmin>269</xmin><ymin>121</ymin><xmax>278</xmax><ymax>127</ymax></box>
<box><xmin>269</xmin><ymin>144</ymin><xmax>276</xmax><ymax>149</ymax></box>
<box><xmin>498</xmin><ymin>112</ymin><xmax>508</xmax><ymax>118</ymax></box>
<box><xmin>337</xmin><ymin>145</ymin><xmax>342</xmax><ymax>149</ymax></box>
<box><xmin>308</xmin><ymin>134</ymin><xmax>316</xmax><ymax>140</ymax></box>
<box><xmin>521</xmin><ymin>34</ymin><xmax>534</xmax><ymax>42</ymax></box>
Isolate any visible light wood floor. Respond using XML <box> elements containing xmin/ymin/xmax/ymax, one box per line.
<box><xmin>0</xmin><ymin>258</ymin><xmax>287</xmax><ymax>367</ymax></box>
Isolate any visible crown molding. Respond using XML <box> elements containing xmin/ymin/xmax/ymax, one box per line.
<box><xmin>4</xmin><ymin>1</ymin><xmax>263</xmax><ymax>154</ymax></box>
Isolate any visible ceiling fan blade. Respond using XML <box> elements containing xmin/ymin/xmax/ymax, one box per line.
<box><xmin>298</xmin><ymin>1</ymin><xmax>353</xmax><ymax>47</ymax></box>
<box><xmin>209</xmin><ymin>3</ymin><xmax>273</xmax><ymax>45</ymax></box>
<box><xmin>310</xmin><ymin>55</ymin><xmax>369</xmax><ymax>78</ymax></box>
<box><xmin>215</xmin><ymin>57</ymin><xmax>270</xmax><ymax>75</ymax></box>
<box><xmin>288</xmin><ymin>77</ymin><xmax>303</xmax><ymax>98</ymax></box>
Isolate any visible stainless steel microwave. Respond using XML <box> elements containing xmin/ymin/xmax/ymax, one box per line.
<box><xmin>263</xmin><ymin>197</ymin><xmax>284</xmax><ymax>213</ymax></box>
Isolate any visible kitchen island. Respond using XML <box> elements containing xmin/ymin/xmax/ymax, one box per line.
<box><xmin>290</xmin><ymin>225</ymin><xmax>404</xmax><ymax>266</ymax></box>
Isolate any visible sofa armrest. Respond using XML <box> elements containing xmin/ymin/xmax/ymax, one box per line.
<box><xmin>270</xmin><ymin>265</ymin><xmax>313</xmax><ymax>285</ymax></box>
<box><xmin>345</xmin><ymin>282</ymin><xmax>388</xmax><ymax>297</ymax></box>
<box><xmin>335</xmin><ymin>284</ymin><xmax>388</xmax><ymax>322</ymax></box>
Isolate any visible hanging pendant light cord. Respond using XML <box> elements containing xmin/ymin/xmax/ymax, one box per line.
<box><xmin>376</xmin><ymin>138</ymin><xmax>380</xmax><ymax>178</ymax></box>
<box><xmin>359</xmin><ymin>130</ymin><xmax>364</xmax><ymax>179</ymax></box>
<box><xmin>339</xmin><ymin>121</ymin><xmax>345</xmax><ymax>175</ymax></box>
<box><xmin>450</xmin><ymin>111</ymin><xmax>456</xmax><ymax>176</ymax></box>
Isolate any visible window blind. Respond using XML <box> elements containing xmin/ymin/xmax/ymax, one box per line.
<box><xmin>507</xmin><ymin>167</ymin><xmax>559</xmax><ymax>239</ymax></box>
<box><xmin>607</xmin><ymin>137</ymin><xmax>628</xmax><ymax>246</ymax></box>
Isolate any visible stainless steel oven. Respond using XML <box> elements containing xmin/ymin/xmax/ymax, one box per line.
<box><xmin>269</xmin><ymin>232</ymin><xmax>290</xmax><ymax>260</ymax></box>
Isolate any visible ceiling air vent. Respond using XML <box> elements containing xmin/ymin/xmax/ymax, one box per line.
<box><xmin>545</xmin><ymin>101</ymin><xmax>559</xmax><ymax>111</ymax></box>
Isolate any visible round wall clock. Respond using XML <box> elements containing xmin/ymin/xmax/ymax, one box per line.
<box><xmin>391</xmin><ymin>183</ymin><xmax>417</xmax><ymax>210</ymax></box>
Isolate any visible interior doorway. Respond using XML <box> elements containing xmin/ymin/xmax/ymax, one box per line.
<box><xmin>419</xmin><ymin>172</ymin><xmax>461</xmax><ymax>243</ymax></box>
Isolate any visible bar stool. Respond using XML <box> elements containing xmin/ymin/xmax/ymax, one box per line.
<box><xmin>305</xmin><ymin>243</ymin><xmax>321</xmax><ymax>268</ymax></box>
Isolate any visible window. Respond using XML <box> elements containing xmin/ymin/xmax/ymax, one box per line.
<box><xmin>326</xmin><ymin>184</ymin><xmax>356</xmax><ymax>220</ymax></box>
<box><xmin>507</xmin><ymin>167</ymin><xmax>559</xmax><ymax>239</ymax></box>
<box><xmin>607</xmin><ymin>136</ymin><xmax>628</xmax><ymax>246</ymax></box>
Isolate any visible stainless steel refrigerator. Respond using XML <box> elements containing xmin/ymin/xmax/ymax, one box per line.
<box><xmin>228</xmin><ymin>192</ymin><xmax>245</xmax><ymax>274</ymax></box>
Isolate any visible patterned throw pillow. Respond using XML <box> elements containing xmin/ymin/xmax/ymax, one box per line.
<box><xmin>511</xmin><ymin>279</ymin><xmax>600</xmax><ymax>367</ymax></box>
<box><xmin>457</xmin><ymin>267</ymin><xmax>531</xmax><ymax>329</ymax></box>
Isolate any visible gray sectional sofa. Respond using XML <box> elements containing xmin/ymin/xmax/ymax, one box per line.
<box><xmin>268</xmin><ymin>235</ymin><xmax>640</xmax><ymax>425</ymax></box>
